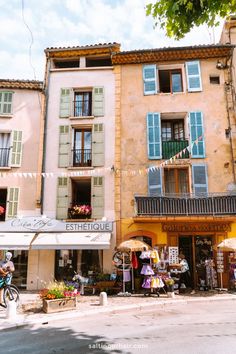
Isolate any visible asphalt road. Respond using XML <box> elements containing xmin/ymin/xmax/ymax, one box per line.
<box><xmin>1</xmin><ymin>300</ymin><xmax>236</xmax><ymax>354</ymax></box>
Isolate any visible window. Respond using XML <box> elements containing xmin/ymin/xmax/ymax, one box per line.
<box><xmin>54</xmin><ymin>60</ymin><xmax>80</xmax><ymax>68</ymax></box>
<box><xmin>73</xmin><ymin>128</ymin><xmax>92</xmax><ymax>167</ymax></box>
<box><xmin>164</xmin><ymin>168</ymin><xmax>189</xmax><ymax>195</ymax></box>
<box><xmin>143</xmin><ymin>61</ymin><xmax>202</xmax><ymax>95</ymax></box>
<box><xmin>0</xmin><ymin>133</ymin><xmax>11</xmax><ymax>167</ymax></box>
<box><xmin>161</xmin><ymin>120</ymin><xmax>184</xmax><ymax>141</ymax></box>
<box><xmin>74</xmin><ymin>91</ymin><xmax>92</xmax><ymax>117</ymax></box>
<box><xmin>59</xmin><ymin>87</ymin><xmax>104</xmax><ymax>118</ymax></box>
<box><xmin>159</xmin><ymin>69</ymin><xmax>183</xmax><ymax>93</ymax></box>
<box><xmin>0</xmin><ymin>91</ymin><xmax>13</xmax><ymax>115</ymax></box>
<box><xmin>210</xmin><ymin>76</ymin><xmax>220</xmax><ymax>84</ymax></box>
<box><xmin>86</xmin><ymin>57</ymin><xmax>112</xmax><ymax>67</ymax></box>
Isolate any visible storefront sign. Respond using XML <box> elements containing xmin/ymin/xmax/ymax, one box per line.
<box><xmin>162</xmin><ymin>223</ymin><xmax>231</xmax><ymax>233</ymax></box>
<box><xmin>0</xmin><ymin>217</ymin><xmax>113</xmax><ymax>233</ymax></box>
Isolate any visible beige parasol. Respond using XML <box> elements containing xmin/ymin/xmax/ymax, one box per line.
<box><xmin>216</xmin><ymin>238</ymin><xmax>236</xmax><ymax>252</ymax></box>
<box><xmin>117</xmin><ymin>239</ymin><xmax>152</xmax><ymax>252</ymax></box>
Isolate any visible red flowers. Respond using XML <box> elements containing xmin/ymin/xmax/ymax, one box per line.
<box><xmin>70</xmin><ymin>204</ymin><xmax>92</xmax><ymax>216</ymax></box>
<box><xmin>0</xmin><ymin>206</ymin><xmax>5</xmax><ymax>215</ymax></box>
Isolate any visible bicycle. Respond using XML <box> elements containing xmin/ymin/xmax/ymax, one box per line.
<box><xmin>0</xmin><ymin>276</ymin><xmax>20</xmax><ymax>309</ymax></box>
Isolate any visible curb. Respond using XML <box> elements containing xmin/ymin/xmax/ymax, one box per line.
<box><xmin>1</xmin><ymin>295</ymin><xmax>236</xmax><ymax>331</ymax></box>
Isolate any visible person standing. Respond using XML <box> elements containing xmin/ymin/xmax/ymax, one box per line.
<box><xmin>178</xmin><ymin>253</ymin><xmax>191</xmax><ymax>291</ymax></box>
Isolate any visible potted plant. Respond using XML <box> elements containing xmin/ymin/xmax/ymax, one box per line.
<box><xmin>68</xmin><ymin>204</ymin><xmax>92</xmax><ymax>219</ymax></box>
<box><xmin>39</xmin><ymin>281</ymin><xmax>79</xmax><ymax>313</ymax></box>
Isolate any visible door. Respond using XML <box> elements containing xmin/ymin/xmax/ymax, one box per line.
<box><xmin>55</xmin><ymin>250</ymin><xmax>77</xmax><ymax>282</ymax></box>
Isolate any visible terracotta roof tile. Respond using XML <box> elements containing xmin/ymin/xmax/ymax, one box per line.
<box><xmin>0</xmin><ymin>79</ymin><xmax>43</xmax><ymax>91</ymax></box>
<box><xmin>112</xmin><ymin>44</ymin><xmax>234</xmax><ymax>65</ymax></box>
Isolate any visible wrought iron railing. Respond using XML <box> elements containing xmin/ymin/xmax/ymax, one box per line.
<box><xmin>73</xmin><ymin>100</ymin><xmax>92</xmax><ymax>117</ymax></box>
<box><xmin>0</xmin><ymin>147</ymin><xmax>10</xmax><ymax>167</ymax></box>
<box><xmin>162</xmin><ymin>140</ymin><xmax>189</xmax><ymax>159</ymax></box>
<box><xmin>72</xmin><ymin>149</ymin><xmax>92</xmax><ymax>167</ymax></box>
<box><xmin>135</xmin><ymin>194</ymin><xmax>236</xmax><ymax>216</ymax></box>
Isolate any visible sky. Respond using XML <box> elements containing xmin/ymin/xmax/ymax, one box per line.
<box><xmin>0</xmin><ymin>0</ymin><xmax>225</xmax><ymax>81</ymax></box>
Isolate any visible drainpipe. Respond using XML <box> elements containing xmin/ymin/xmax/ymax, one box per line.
<box><xmin>40</xmin><ymin>54</ymin><xmax>51</xmax><ymax>215</ymax></box>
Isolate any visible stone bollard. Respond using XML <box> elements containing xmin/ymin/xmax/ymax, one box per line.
<box><xmin>6</xmin><ymin>300</ymin><xmax>17</xmax><ymax>321</ymax></box>
<box><xmin>99</xmin><ymin>292</ymin><xmax>108</xmax><ymax>306</ymax></box>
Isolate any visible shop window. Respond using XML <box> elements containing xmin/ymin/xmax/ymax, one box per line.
<box><xmin>55</xmin><ymin>250</ymin><xmax>77</xmax><ymax>282</ymax></box>
<box><xmin>11</xmin><ymin>251</ymin><xmax>28</xmax><ymax>288</ymax></box>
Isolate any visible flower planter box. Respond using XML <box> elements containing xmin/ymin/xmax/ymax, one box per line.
<box><xmin>42</xmin><ymin>297</ymin><xmax>77</xmax><ymax>314</ymax></box>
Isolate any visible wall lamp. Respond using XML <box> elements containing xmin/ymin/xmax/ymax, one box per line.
<box><xmin>216</xmin><ymin>60</ymin><xmax>228</xmax><ymax>70</ymax></box>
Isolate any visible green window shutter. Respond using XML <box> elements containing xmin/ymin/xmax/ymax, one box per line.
<box><xmin>92</xmin><ymin>87</ymin><xmax>104</xmax><ymax>116</ymax></box>
<box><xmin>0</xmin><ymin>91</ymin><xmax>13</xmax><ymax>115</ymax></box>
<box><xmin>92</xmin><ymin>176</ymin><xmax>104</xmax><ymax>219</ymax></box>
<box><xmin>58</xmin><ymin>125</ymin><xmax>70</xmax><ymax>167</ymax></box>
<box><xmin>59</xmin><ymin>88</ymin><xmax>71</xmax><ymax>118</ymax></box>
<box><xmin>192</xmin><ymin>164</ymin><xmax>208</xmax><ymax>196</ymax></box>
<box><xmin>147</xmin><ymin>112</ymin><xmax>161</xmax><ymax>159</ymax></box>
<box><xmin>56</xmin><ymin>177</ymin><xmax>69</xmax><ymax>220</ymax></box>
<box><xmin>186</xmin><ymin>61</ymin><xmax>202</xmax><ymax>92</ymax></box>
<box><xmin>189</xmin><ymin>112</ymin><xmax>205</xmax><ymax>158</ymax></box>
<box><xmin>11</xmin><ymin>131</ymin><xmax>23</xmax><ymax>167</ymax></box>
<box><xmin>6</xmin><ymin>187</ymin><xmax>19</xmax><ymax>219</ymax></box>
<box><xmin>148</xmin><ymin>167</ymin><xmax>162</xmax><ymax>196</ymax></box>
<box><xmin>92</xmin><ymin>124</ymin><xmax>104</xmax><ymax>166</ymax></box>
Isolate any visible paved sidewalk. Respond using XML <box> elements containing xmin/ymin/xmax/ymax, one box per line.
<box><xmin>0</xmin><ymin>290</ymin><xmax>236</xmax><ymax>331</ymax></box>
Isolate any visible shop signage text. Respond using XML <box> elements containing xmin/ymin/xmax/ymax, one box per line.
<box><xmin>0</xmin><ymin>217</ymin><xmax>113</xmax><ymax>232</ymax></box>
<box><xmin>162</xmin><ymin>223</ymin><xmax>231</xmax><ymax>233</ymax></box>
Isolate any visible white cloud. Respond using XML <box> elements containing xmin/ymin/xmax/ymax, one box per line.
<box><xmin>0</xmin><ymin>0</ymin><xmax>225</xmax><ymax>80</ymax></box>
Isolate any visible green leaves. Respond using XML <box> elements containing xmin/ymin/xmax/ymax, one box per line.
<box><xmin>146</xmin><ymin>0</ymin><xmax>236</xmax><ymax>39</ymax></box>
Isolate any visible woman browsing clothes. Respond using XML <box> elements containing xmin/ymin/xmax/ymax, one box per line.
<box><xmin>177</xmin><ymin>253</ymin><xmax>192</xmax><ymax>293</ymax></box>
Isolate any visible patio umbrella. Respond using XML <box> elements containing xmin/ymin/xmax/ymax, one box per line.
<box><xmin>117</xmin><ymin>239</ymin><xmax>152</xmax><ymax>253</ymax></box>
<box><xmin>116</xmin><ymin>239</ymin><xmax>152</xmax><ymax>293</ymax></box>
<box><xmin>216</xmin><ymin>238</ymin><xmax>236</xmax><ymax>252</ymax></box>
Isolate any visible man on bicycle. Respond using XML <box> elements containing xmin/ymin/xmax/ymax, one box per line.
<box><xmin>0</xmin><ymin>252</ymin><xmax>15</xmax><ymax>285</ymax></box>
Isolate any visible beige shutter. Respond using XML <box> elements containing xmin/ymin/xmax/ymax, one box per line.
<box><xmin>92</xmin><ymin>124</ymin><xmax>104</xmax><ymax>167</ymax></box>
<box><xmin>92</xmin><ymin>87</ymin><xmax>104</xmax><ymax>116</ymax></box>
<box><xmin>59</xmin><ymin>88</ymin><xmax>71</xmax><ymax>118</ymax></box>
<box><xmin>6</xmin><ymin>187</ymin><xmax>19</xmax><ymax>219</ymax></box>
<box><xmin>91</xmin><ymin>176</ymin><xmax>104</xmax><ymax>219</ymax></box>
<box><xmin>0</xmin><ymin>91</ymin><xmax>13</xmax><ymax>115</ymax></box>
<box><xmin>56</xmin><ymin>177</ymin><xmax>69</xmax><ymax>220</ymax></box>
<box><xmin>58</xmin><ymin>125</ymin><xmax>70</xmax><ymax>167</ymax></box>
<box><xmin>11</xmin><ymin>131</ymin><xmax>23</xmax><ymax>167</ymax></box>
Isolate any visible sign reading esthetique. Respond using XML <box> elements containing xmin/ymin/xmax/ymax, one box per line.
<box><xmin>0</xmin><ymin>217</ymin><xmax>113</xmax><ymax>233</ymax></box>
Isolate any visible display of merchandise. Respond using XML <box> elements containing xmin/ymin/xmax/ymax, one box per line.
<box><xmin>123</xmin><ymin>269</ymin><xmax>131</xmax><ymax>282</ymax></box>
<box><xmin>140</xmin><ymin>264</ymin><xmax>154</xmax><ymax>275</ymax></box>
<box><xmin>216</xmin><ymin>251</ymin><xmax>224</xmax><ymax>273</ymax></box>
<box><xmin>168</xmin><ymin>247</ymin><xmax>179</xmax><ymax>264</ymax></box>
<box><xmin>205</xmin><ymin>259</ymin><xmax>217</xmax><ymax>289</ymax></box>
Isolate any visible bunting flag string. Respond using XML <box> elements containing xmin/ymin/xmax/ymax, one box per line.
<box><xmin>0</xmin><ymin>135</ymin><xmax>203</xmax><ymax>178</ymax></box>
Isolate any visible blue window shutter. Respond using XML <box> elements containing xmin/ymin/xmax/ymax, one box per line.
<box><xmin>192</xmin><ymin>164</ymin><xmax>208</xmax><ymax>196</ymax></box>
<box><xmin>148</xmin><ymin>167</ymin><xmax>162</xmax><ymax>196</ymax></box>
<box><xmin>189</xmin><ymin>111</ymin><xmax>205</xmax><ymax>158</ymax></box>
<box><xmin>186</xmin><ymin>61</ymin><xmax>202</xmax><ymax>92</ymax></box>
<box><xmin>147</xmin><ymin>112</ymin><xmax>161</xmax><ymax>159</ymax></box>
<box><xmin>143</xmin><ymin>65</ymin><xmax>157</xmax><ymax>95</ymax></box>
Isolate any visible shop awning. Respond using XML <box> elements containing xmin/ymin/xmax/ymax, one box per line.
<box><xmin>0</xmin><ymin>233</ymin><xmax>35</xmax><ymax>250</ymax></box>
<box><xmin>31</xmin><ymin>232</ymin><xmax>111</xmax><ymax>250</ymax></box>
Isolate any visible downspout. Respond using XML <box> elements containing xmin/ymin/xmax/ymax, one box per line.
<box><xmin>40</xmin><ymin>53</ymin><xmax>51</xmax><ymax>215</ymax></box>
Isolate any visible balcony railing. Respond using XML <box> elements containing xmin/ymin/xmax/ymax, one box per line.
<box><xmin>135</xmin><ymin>194</ymin><xmax>236</xmax><ymax>216</ymax></box>
<box><xmin>73</xmin><ymin>100</ymin><xmax>92</xmax><ymax>117</ymax></box>
<box><xmin>0</xmin><ymin>147</ymin><xmax>10</xmax><ymax>167</ymax></box>
<box><xmin>162</xmin><ymin>140</ymin><xmax>189</xmax><ymax>159</ymax></box>
<box><xmin>72</xmin><ymin>149</ymin><xmax>92</xmax><ymax>167</ymax></box>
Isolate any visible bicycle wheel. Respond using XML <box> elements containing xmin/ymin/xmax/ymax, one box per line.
<box><xmin>3</xmin><ymin>286</ymin><xmax>20</xmax><ymax>308</ymax></box>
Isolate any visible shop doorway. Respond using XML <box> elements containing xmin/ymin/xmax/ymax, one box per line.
<box><xmin>55</xmin><ymin>250</ymin><xmax>77</xmax><ymax>282</ymax></box>
<box><xmin>11</xmin><ymin>251</ymin><xmax>28</xmax><ymax>289</ymax></box>
<box><xmin>179</xmin><ymin>235</ymin><xmax>214</xmax><ymax>288</ymax></box>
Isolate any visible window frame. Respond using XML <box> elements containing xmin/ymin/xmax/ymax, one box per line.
<box><xmin>164</xmin><ymin>167</ymin><xmax>189</xmax><ymax>195</ymax></box>
<box><xmin>74</xmin><ymin>90</ymin><xmax>92</xmax><ymax>117</ymax></box>
<box><xmin>0</xmin><ymin>91</ymin><xmax>13</xmax><ymax>116</ymax></box>
<box><xmin>159</xmin><ymin>69</ymin><xmax>183</xmax><ymax>93</ymax></box>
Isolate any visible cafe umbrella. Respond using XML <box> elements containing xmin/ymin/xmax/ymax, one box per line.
<box><xmin>116</xmin><ymin>239</ymin><xmax>152</xmax><ymax>294</ymax></box>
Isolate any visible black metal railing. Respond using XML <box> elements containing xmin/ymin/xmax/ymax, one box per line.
<box><xmin>72</xmin><ymin>149</ymin><xmax>92</xmax><ymax>167</ymax></box>
<box><xmin>0</xmin><ymin>147</ymin><xmax>10</xmax><ymax>167</ymax></box>
<box><xmin>135</xmin><ymin>194</ymin><xmax>236</xmax><ymax>216</ymax></box>
<box><xmin>162</xmin><ymin>140</ymin><xmax>189</xmax><ymax>159</ymax></box>
<box><xmin>73</xmin><ymin>100</ymin><xmax>92</xmax><ymax>117</ymax></box>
